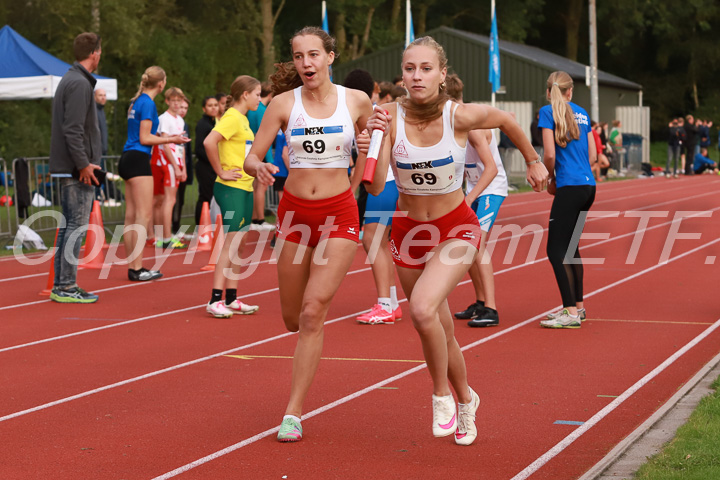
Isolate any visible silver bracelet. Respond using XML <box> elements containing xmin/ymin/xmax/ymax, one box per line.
<box><xmin>526</xmin><ymin>159</ymin><xmax>542</xmax><ymax>165</ymax></box>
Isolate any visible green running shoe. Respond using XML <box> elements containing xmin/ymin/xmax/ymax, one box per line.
<box><xmin>277</xmin><ymin>417</ymin><xmax>302</xmax><ymax>442</ymax></box>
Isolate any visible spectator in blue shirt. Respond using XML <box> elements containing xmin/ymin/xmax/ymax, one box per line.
<box><xmin>538</xmin><ymin>71</ymin><xmax>596</xmax><ymax>329</ymax></box>
<box><xmin>694</xmin><ymin>147</ymin><xmax>718</xmax><ymax>174</ymax></box>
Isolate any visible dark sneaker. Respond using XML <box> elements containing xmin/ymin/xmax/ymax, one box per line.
<box><xmin>454</xmin><ymin>301</ymin><xmax>484</xmax><ymax>320</ymax></box>
<box><xmin>50</xmin><ymin>286</ymin><xmax>99</xmax><ymax>304</ymax></box>
<box><xmin>468</xmin><ymin>308</ymin><xmax>499</xmax><ymax>327</ymax></box>
<box><xmin>128</xmin><ymin>268</ymin><xmax>163</xmax><ymax>282</ymax></box>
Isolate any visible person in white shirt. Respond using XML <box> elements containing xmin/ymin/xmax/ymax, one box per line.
<box><xmin>151</xmin><ymin>87</ymin><xmax>188</xmax><ymax>248</ymax></box>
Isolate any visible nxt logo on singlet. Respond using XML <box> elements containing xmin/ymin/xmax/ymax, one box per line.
<box><xmin>412</xmin><ymin>161</ymin><xmax>433</xmax><ymax>169</ymax></box>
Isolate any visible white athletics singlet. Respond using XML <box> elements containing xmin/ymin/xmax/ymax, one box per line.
<box><xmin>464</xmin><ymin>130</ymin><xmax>509</xmax><ymax>197</ymax></box>
<box><xmin>285</xmin><ymin>85</ymin><xmax>355</xmax><ymax>169</ymax></box>
<box><xmin>391</xmin><ymin>100</ymin><xmax>466</xmax><ymax>196</ymax></box>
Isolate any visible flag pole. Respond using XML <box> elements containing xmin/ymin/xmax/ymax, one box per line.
<box><xmin>405</xmin><ymin>0</ymin><xmax>414</xmax><ymax>48</ymax></box>
<box><xmin>491</xmin><ymin>0</ymin><xmax>496</xmax><ymax>107</ymax></box>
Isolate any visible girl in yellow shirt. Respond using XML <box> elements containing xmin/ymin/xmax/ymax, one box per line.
<box><xmin>203</xmin><ymin>75</ymin><xmax>262</xmax><ymax>318</ymax></box>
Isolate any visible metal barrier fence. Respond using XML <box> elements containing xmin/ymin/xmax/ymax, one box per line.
<box><xmin>6</xmin><ymin>156</ymin><xmax>280</xmax><ymax>238</ymax></box>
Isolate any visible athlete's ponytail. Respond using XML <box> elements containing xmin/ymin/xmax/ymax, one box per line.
<box><xmin>128</xmin><ymin>66</ymin><xmax>166</xmax><ymax>114</ymax></box>
<box><xmin>546</xmin><ymin>71</ymin><xmax>579</xmax><ymax>148</ymax></box>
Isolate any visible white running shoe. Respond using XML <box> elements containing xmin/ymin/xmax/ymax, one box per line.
<box><xmin>540</xmin><ymin>309</ymin><xmax>581</xmax><ymax>329</ymax></box>
<box><xmin>432</xmin><ymin>394</ymin><xmax>457</xmax><ymax>437</ymax></box>
<box><xmin>207</xmin><ymin>301</ymin><xmax>233</xmax><ymax>318</ymax></box>
<box><xmin>226</xmin><ymin>299</ymin><xmax>259</xmax><ymax>315</ymax></box>
<box><xmin>547</xmin><ymin>307</ymin><xmax>586</xmax><ymax>322</ymax></box>
<box><xmin>259</xmin><ymin>221</ymin><xmax>276</xmax><ymax>231</ymax></box>
<box><xmin>455</xmin><ymin>388</ymin><xmax>480</xmax><ymax>446</ymax></box>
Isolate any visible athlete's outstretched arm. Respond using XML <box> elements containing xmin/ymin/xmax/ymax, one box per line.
<box><xmin>456</xmin><ymin>104</ymin><xmax>548</xmax><ymax>191</ymax></box>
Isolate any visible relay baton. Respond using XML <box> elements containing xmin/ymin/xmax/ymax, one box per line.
<box><xmin>361</xmin><ymin>107</ymin><xmax>389</xmax><ymax>185</ymax></box>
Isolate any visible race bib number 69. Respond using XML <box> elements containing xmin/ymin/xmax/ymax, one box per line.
<box><xmin>396</xmin><ymin>155</ymin><xmax>456</xmax><ymax>194</ymax></box>
<box><xmin>290</xmin><ymin>125</ymin><xmax>345</xmax><ymax>164</ymax></box>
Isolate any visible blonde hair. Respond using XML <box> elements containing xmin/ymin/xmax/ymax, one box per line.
<box><xmin>399</xmin><ymin>36</ymin><xmax>451</xmax><ymax>128</ymax></box>
<box><xmin>229</xmin><ymin>75</ymin><xmax>260</xmax><ymax>106</ymax></box>
<box><xmin>129</xmin><ymin>66</ymin><xmax>166</xmax><ymax>113</ymax></box>
<box><xmin>164</xmin><ymin>86</ymin><xmax>187</xmax><ymax>102</ymax></box>
<box><xmin>546</xmin><ymin>71</ymin><xmax>579</xmax><ymax>148</ymax></box>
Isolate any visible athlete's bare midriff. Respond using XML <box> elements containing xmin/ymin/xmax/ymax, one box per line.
<box><xmin>284</xmin><ymin>168</ymin><xmax>351</xmax><ymax>200</ymax></box>
<box><xmin>397</xmin><ymin>188</ymin><xmax>465</xmax><ymax>222</ymax></box>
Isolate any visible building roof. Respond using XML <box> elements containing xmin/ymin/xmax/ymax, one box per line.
<box><xmin>438</xmin><ymin>26</ymin><xmax>641</xmax><ymax>91</ymax></box>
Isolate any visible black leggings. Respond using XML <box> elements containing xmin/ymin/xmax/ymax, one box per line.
<box><xmin>546</xmin><ymin>185</ymin><xmax>596</xmax><ymax>308</ymax></box>
<box><xmin>194</xmin><ymin>161</ymin><xmax>217</xmax><ymax>225</ymax></box>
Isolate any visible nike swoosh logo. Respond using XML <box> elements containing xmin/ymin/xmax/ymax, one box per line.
<box><xmin>455</xmin><ymin>432</ymin><xmax>467</xmax><ymax>439</ymax></box>
<box><xmin>439</xmin><ymin>413</ymin><xmax>456</xmax><ymax>430</ymax></box>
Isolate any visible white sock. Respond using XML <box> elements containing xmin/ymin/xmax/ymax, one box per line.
<box><xmin>378</xmin><ymin>298</ymin><xmax>392</xmax><ymax>313</ymax></box>
<box><xmin>283</xmin><ymin>414</ymin><xmax>301</xmax><ymax>423</ymax></box>
<box><xmin>390</xmin><ymin>286</ymin><xmax>398</xmax><ymax>310</ymax></box>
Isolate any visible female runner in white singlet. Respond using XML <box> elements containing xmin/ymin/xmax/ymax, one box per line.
<box><xmin>244</xmin><ymin>27</ymin><xmax>373</xmax><ymax>442</ymax></box>
<box><xmin>365</xmin><ymin>36</ymin><xmax>547</xmax><ymax>446</ymax></box>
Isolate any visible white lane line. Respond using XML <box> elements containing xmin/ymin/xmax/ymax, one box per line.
<box><xmin>0</xmin><ymin>243</ymin><xmax>369</xmax><ymax>310</ymax></box>
<box><xmin>3</xmin><ymin>200</ymin><xmax>716</xmax><ymax>352</ymax></box>
<box><xmin>498</xmin><ymin>187</ymin><xmax>716</xmax><ymax>223</ymax></box>
<box><xmin>0</xmin><ymin>258</ymin><xmax>271</xmax><ymax>312</ymax></box>
<box><xmin>149</xmin><ymin>236</ymin><xmax>720</xmax><ymax>479</ymax></box>
<box><xmin>0</xmin><ymin>267</ymin><xmax>371</xmax><ymax>354</ymax></box>
<box><xmin>509</xmin><ymin>316</ymin><xmax>720</xmax><ymax>480</ymax></box>
<box><xmin>0</xmin><ymin>308</ymin><xmax>371</xmax><ymax>424</ymax></box>
<box><xmin>500</xmin><ymin>177</ymin><xmax>664</xmax><ymax>209</ymax></box>
<box><xmin>0</xmin><ymin>248</ymin><xmax>192</xmax><ymax>283</ymax></box>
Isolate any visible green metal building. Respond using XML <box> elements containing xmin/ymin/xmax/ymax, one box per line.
<box><xmin>333</xmin><ymin>26</ymin><xmax>642</xmax><ymax>124</ymax></box>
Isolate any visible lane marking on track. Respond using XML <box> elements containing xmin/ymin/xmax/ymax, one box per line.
<box><xmin>3</xmin><ymin>193</ymin><xmax>716</xmax><ymax>313</ymax></box>
<box><xmin>0</xmin><ymin>248</ymin><xmax>193</xmax><ymax>283</ymax></box>
<box><xmin>0</xmin><ymin>308</ymin><xmax>373</xmax><ymax>424</ymax></box>
<box><xmin>510</xmin><ymin>314</ymin><xmax>720</xmax><ymax>480</ymax></box>
<box><xmin>597</xmin><ymin>395</ymin><xmax>618</xmax><ymax>398</ymax></box>
<box><xmin>1</xmin><ymin>200</ymin><xmax>717</xmax><ymax>351</ymax></box>
<box><xmin>0</xmin><ymin>258</ymin><xmax>272</xmax><ymax>311</ymax></box>
<box><xmin>0</xmin><ymin>268</ymin><xmax>374</xmax><ymax>352</ymax></box>
<box><xmin>499</xmin><ymin>177</ymin><xmax>684</xmax><ymax>209</ymax></box>
<box><xmin>0</xmin><ymin>181</ymin><xmax>714</xmax><ymax>285</ymax></box>
<box><xmin>149</xmin><ymin>236</ymin><xmax>720</xmax><ymax>480</ymax></box>
<box><xmin>497</xmin><ymin>187</ymin><xmax>717</xmax><ymax>223</ymax></box>
<box><xmin>590</xmin><ymin>318</ymin><xmax>714</xmax><ymax>326</ymax></box>
<box><xmin>224</xmin><ymin>354</ymin><xmax>425</xmax><ymax>363</ymax></box>
<box><xmin>0</xmin><ymin>245</ymin><xmax>371</xmax><ymax>309</ymax></box>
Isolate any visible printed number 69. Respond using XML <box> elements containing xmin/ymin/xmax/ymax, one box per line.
<box><xmin>302</xmin><ymin>140</ymin><xmax>326</xmax><ymax>154</ymax></box>
<box><xmin>411</xmin><ymin>173</ymin><xmax>437</xmax><ymax>185</ymax></box>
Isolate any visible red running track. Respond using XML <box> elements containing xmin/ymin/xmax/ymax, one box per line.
<box><xmin>0</xmin><ymin>175</ymin><xmax>718</xmax><ymax>479</ymax></box>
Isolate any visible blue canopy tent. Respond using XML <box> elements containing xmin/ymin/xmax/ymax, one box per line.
<box><xmin>0</xmin><ymin>25</ymin><xmax>117</xmax><ymax>100</ymax></box>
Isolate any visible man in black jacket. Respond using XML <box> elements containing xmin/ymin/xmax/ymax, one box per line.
<box><xmin>48</xmin><ymin>32</ymin><xmax>102</xmax><ymax>303</ymax></box>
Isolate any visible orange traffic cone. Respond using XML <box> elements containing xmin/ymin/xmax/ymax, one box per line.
<box><xmin>79</xmin><ymin>203</ymin><xmax>107</xmax><ymax>269</ymax></box>
<box><xmin>92</xmin><ymin>200</ymin><xmax>110</xmax><ymax>250</ymax></box>
<box><xmin>192</xmin><ymin>201</ymin><xmax>212</xmax><ymax>252</ymax></box>
<box><xmin>39</xmin><ymin>228</ymin><xmax>59</xmax><ymax>296</ymax></box>
<box><xmin>201</xmin><ymin>214</ymin><xmax>225</xmax><ymax>271</ymax></box>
